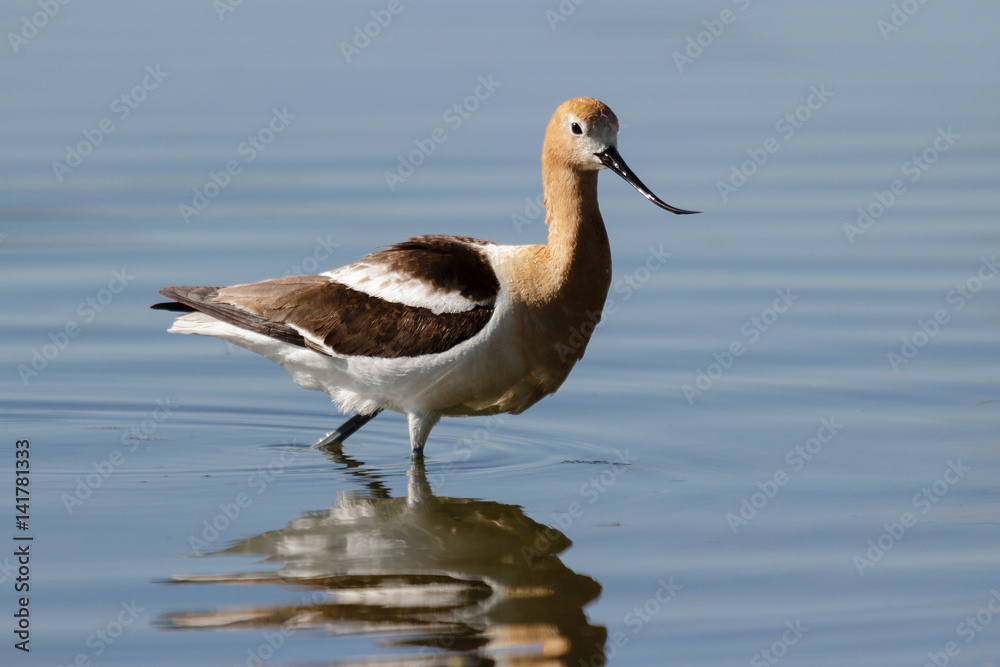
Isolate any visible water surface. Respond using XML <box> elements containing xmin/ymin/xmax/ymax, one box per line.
<box><xmin>2</xmin><ymin>1</ymin><xmax>999</xmax><ymax>665</ymax></box>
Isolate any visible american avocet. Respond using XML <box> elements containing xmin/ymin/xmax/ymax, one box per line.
<box><xmin>153</xmin><ymin>97</ymin><xmax>697</xmax><ymax>455</ymax></box>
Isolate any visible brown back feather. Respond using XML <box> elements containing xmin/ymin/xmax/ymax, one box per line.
<box><xmin>158</xmin><ymin>277</ymin><xmax>494</xmax><ymax>359</ymax></box>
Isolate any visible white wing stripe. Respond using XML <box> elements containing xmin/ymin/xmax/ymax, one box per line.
<box><xmin>323</xmin><ymin>263</ymin><xmax>479</xmax><ymax>314</ymax></box>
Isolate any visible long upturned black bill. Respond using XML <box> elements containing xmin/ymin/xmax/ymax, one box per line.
<box><xmin>597</xmin><ymin>146</ymin><xmax>699</xmax><ymax>215</ymax></box>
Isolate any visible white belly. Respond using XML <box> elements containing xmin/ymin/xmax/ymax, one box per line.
<box><xmin>168</xmin><ymin>293</ymin><xmax>573</xmax><ymax>419</ymax></box>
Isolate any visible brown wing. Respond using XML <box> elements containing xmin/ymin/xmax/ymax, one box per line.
<box><xmin>363</xmin><ymin>235</ymin><xmax>499</xmax><ymax>306</ymax></box>
<box><xmin>153</xmin><ymin>237</ymin><xmax>500</xmax><ymax>359</ymax></box>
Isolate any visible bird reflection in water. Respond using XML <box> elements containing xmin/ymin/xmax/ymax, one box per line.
<box><xmin>159</xmin><ymin>447</ymin><xmax>607</xmax><ymax>665</ymax></box>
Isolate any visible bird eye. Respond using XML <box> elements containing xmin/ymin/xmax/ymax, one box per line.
<box><xmin>570</xmin><ymin>122</ymin><xmax>583</xmax><ymax>135</ymax></box>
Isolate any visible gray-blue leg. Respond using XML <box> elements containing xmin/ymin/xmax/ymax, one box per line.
<box><xmin>315</xmin><ymin>409</ymin><xmax>383</xmax><ymax>449</ymax></box>
<box><xmin>406</xmin><ymin>412</ymin><xmax>441</xmax><ymax>458</ymax></box>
